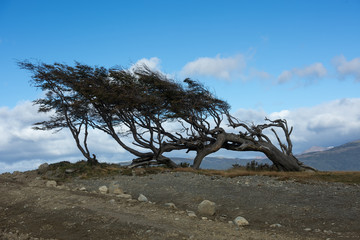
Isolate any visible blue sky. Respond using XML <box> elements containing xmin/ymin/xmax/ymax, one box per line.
<box><xmin>1</xmin><ymin>0</ymin><xmax>360</xmax><ymax>172</ymax></box>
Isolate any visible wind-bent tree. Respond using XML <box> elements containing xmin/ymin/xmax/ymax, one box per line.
<box><xmin>18</xmin><ymin>61</ymin><xmax>98</xmax><ymax>165</ymax></box>
<box><xmin>223</xmin><ymin>117</ymin><xmax>316</xmax><ymax>171</ymax></box>
<box><xmin>21</xmin><ymin>60</ymin><xmax>315</xmax><ymax>171</ymax></box>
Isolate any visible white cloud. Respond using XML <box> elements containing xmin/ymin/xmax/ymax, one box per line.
<box><xmin>181</xmin><ymin>54</ymin><xmax>246</xmax><ymax>80</ymax></box>
<box><xmin>277</xmin><ymin>70</ymin><xmax>293</xmax><ymax>84</ymax></box>
<box><xmin>232</xmin><ymin>98</ymin><xmax>360</xmax><ymax>154</ymax></box>
<box><xmin>277</xmin><ymin>62</ymin><xmax>327</xmax><ymax>84</ymax></box>
<box><xmin>332</xmin><ymin>55</ymin><xmax>360</xmax><ymax>81</ymax></box>
<box><xmin>130</xmin><ymin>57</ymin><xmax>161</xmax><ymax>72</ymax></box>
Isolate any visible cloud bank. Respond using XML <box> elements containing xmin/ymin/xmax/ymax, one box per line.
<box><xmin>2</xmin><ymin>98</ymin><xmax>360</xmax><ymax>173</ymax></box>
<box><xmin>0</xmin><ymin>101</ymin><xmax>130</xmax><ymax>173</ymax></box>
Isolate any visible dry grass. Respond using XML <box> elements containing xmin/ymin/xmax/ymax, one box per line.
<box><xmin>173</xmin><ymin>167</ymin><xmax>360</xmax><ymax>184</ymax></box>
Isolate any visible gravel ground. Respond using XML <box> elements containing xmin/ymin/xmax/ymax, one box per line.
<box><xmin>1</xmin><ymin>170</ymin><xmax>359</xmax><ymax>239</ymax></box>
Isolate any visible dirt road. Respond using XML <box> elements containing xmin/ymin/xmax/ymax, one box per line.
<box><xmin>0</xmin><ymin>170</ymin><xmax>359</xmax><ymax>239</ymax></box>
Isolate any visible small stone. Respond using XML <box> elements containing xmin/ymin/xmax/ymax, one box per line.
<box><xmin>79</xmin><ymin>187</ymin><xmax>86</xmax><ymax>191</ymax></box>
<box><xmin>109</xmin><ymin>199</ymin><xmax>116</xmax><ymax>204</ymax></box>
<box><xmin>186</xmin><ymin>210</ymin><xmax>197</xmax><ymax>218</ymax></box>
<box><xmin>109</xmin><ymin>182</ymin><xmax>124</xmax><ymax>194</ymax></box>
<box><xmin>138</xmin><ymin>194</ymin><xmax>148</xmax><ymax>202</ymax></box>
<box><xmin>46</xmin><ymin>180</ymin><xmax>57</xmax><ymax>187</ymax></box>
<box><xmin>198</xmin><ymin>200</ymin><xmax>216</xmax><ymax>216</ymax></box>
<box><xmin>270</xmin><ymin>223</ymin><xmax>282</xmax><ymax>228</ymax></box>
<box><xmin>164</xmin><ymin>203</ymin><xmax>177</xmax><ymax>209</ymax></box>
<box><xmin>304</xmin><ymin>228</ymin><xmax>312</xmax><ymax>232</ymax></box>
<box><xmin>117</xmin><ymin>194</ymin><xmax>132</xmax><ymax>199</ymax></box>
<box><xmin>219</xmin><ymin>214</ymin><xmax>227</xmax><ymax>221</ymax></box>
<box><xmin>228</xmin><ymin>221</ymin><xmax>233</xmax><ymax>224</ymax></box>
<box><xmin>99</xmin><ymin>186</ymin><xmax>108</xmax><ymax>194</ymax></box>
<box><xmin>234</xmin><ymin>216</ymin><xmax>249</xmax><ymax>227</ymax></box>
<box><xmin>201</xmin><ymin>217</ymin><xmax>208</xmax><ymax>220</ymax></box>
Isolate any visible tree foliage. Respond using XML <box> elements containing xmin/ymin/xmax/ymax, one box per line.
<box><xmin>20</xmin><ymin>60</ymin><xmax>315</xmax><ymax>171</ymax></box>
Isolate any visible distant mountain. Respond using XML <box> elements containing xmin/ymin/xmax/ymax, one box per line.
<box><xmin>302</xmin><ymin>146</ymin><xmax>334</xmax><ymax>154</ymax></box>
<box><xmin>297</xmin><ymin>140</ymin><xmax>360</xmax><ymax>171</ymax></box>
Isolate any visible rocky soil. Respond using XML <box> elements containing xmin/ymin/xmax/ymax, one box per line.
<box><xmin>0</xmin><ymin>169</ymin><xmax>359</xmax><ymax>240</ymax></box>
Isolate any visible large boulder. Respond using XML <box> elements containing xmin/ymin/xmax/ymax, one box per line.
<box><xmin>138</xmin><ymin>194</ymin><xmax>148</xmax><ymax>202</ymax></box>
<box><xmin>234</xmin><ymin>216</ymin><xmax>249</xmax><ymax>227</ymax></box>
<box><xmin>198</xmin><ymin>200</ymin><xmax>216</xmax><ymax>216</ymax></box>
<box><xmin>99</xmin><ymin>186</ymin><xmax>108</xmax><ymax>194</ymax></box>
<box><xmin>37</xmin><ymin>163</ymin><xmax>49</xmax><ymax>174</ymax></box>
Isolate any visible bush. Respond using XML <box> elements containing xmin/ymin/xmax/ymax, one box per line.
<box><xmin>245</xmin><ymin>160</ymin><xmax>277</xmax><ymax>171</ymax></box>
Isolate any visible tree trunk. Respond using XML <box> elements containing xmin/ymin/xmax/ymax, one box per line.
<box><xmin>258</xmin><ymin>142</ymin><xmax>302</xmax><ymax>171</ymax></box>
<box><xmin>156</xmin><ymin>156</ymin><xmax>178</xmax><ymax>168</ymax></box>
<box><xmin>223</xmin><ymin>133</ymin><xmax>315</xmax><ymax>172</ymax></box>
<box><xmin>192</xmin><ymin>133</ymin><xmax>227</xmax><ymax>169</ymax></box>
<box><xmin>87</xmin><ymin>154</ymin><xmax>99</xmax><ymax>166</ymax></box>
<box><xmin>131</xmin><ymin>154</ymin><xmax>178</xmax><ymax>168</ymax></box>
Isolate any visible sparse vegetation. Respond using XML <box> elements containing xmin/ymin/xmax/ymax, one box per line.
<box><xmin>179</xmin><ymin>162</ymin><xmax>191</xmax><ymax>168</ymax></box>
<box><xmin>43</xmin><ymin>161</ymin><xmax>122</xmax><ymax>180</ymax></box>
<box><xmin>40</xmin><ymin>161</ymin><xmax>360</xmax><ymax>184</ymax></box>
<box><xmin>232</xmin><ymin>161</ymin><xmax>277</xmax><ymax>171</ymax></box>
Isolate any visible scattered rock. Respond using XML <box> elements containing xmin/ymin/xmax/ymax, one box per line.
<box><xmin>270</xmin><ymin>223</ymin><xmax>282</xmax><ymax>228</ymax></box>
<box><xmin>304</xmin><ymin>228</ymin><xmax>312</xmax><ymax>232</ymax></box>
<box><xmin>65</xmin><ymin>169</ymin><xmax>76</xmax><ymax>174</ymax></box>
<box><xmin>46</xmin><ymin>180</ymin><xmax>57</xmax><ymax>187</ymax></box>
<box><xmin>233</xmin><ymin>216</ymin><xmax>249</xmax><ymax>227</ymax></box>
<box><xmin>201</xmin><ymin>217</ymin><xmax>208</xmax><ymax>220</ymax></box>
<box><xmin>138</xmin><ymin>194</ymin><xmax>148</xmax><ymax>202</ymax></box>
<box><xmin>198</xmin><ymin>200</ymin><xmax>216</xmax><ymax>216</ymax></box>
<box><xmin>37</xmin><ymin>163</ymin><xmax>49</xmax><ymax>174</ymax></box>
<box><xmin>109</xmin><ymin>199</ymin><xmax>116</xmax><ymax>204</ymax></box>
<box><xmin>117</xmin><ymin>194</ymin><xmax>132</xmax><ymax>199</ymax></box>
<box><xmin>164</xmin><ymin>202</ymin><xmax>177</xmax><ymax>209</ymax></box>
<box><xmin>79</xmin><ymin>187</ymin><xmax>86</xmax><ymax>191</ymax></box>
<box><xmin>99</xmin><ymin>185</ymin><xmax>108</xmax><ymax>194</ymax></box>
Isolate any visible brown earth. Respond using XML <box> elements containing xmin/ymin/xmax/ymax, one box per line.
<box><xmin>0</xmin><ymin>169</ymin><xmax>359</xmax><ymax>240</ymax></box>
